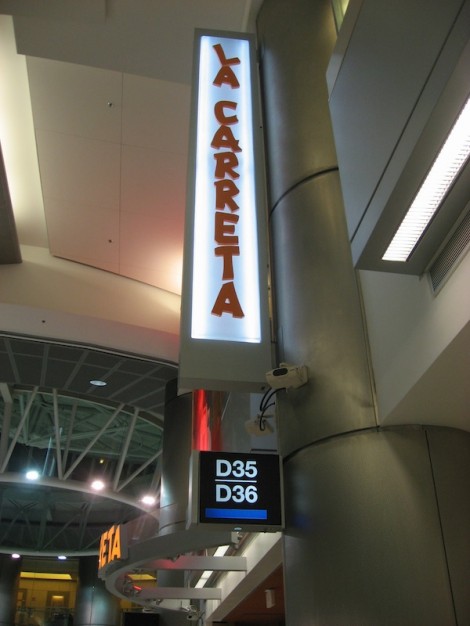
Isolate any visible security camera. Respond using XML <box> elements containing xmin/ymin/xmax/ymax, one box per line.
<box><xmin>266</xmin><ymin>363</ymin><xmax>308</xmax><ymax>390</ymax></box>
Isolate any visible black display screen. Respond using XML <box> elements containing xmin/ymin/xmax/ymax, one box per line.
<box><xmin>123</xmin><ymin>612</ymin><xmax>159</xmax><ymax>626</ymax></box>
<box><xmin>198</xmin><ymin>451</ymin><xmax>283</xmax><ymax>528</ymax></box>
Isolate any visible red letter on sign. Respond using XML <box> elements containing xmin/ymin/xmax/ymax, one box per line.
<box><xmin>212</xmin><ymin>282</ymin><xmax>244</xmax><ymax>318</ymax></box>
<box><xmin>215</xmin><ymin>246</ymin><xmax>240</xmax><ymax>280</ymax></box>
<box><xmin>214</xmin><ymin>211</ymin><xmax>239</xmax><ymax>245</ymax></box>
<box><xmin>213</xmin><ymin>44</ymin><xmax>240</xmax><ymax>67</ymax></box>
<box><xmin>215</xmin><ymin>180</ymin><xmax>239</xmax><ymax>212</ymax></box>
<box><xmin>213</xmin><ymin>66</ymin><xmax>240</xmax><ymax>89</ymax></box>
<box><xmin>211</xmin><ymin>125</ymin><xmax>241</xmax><ymax>152</ymax></box>
<box><xmin>214</xmin><ymin>152</ymin><xmax>239</xmax><ymax>180</ymax></box>
<box><xmin>214</xmin><ymin>101</ymin><xmax>238</xmax><ymax>125</ymax></box>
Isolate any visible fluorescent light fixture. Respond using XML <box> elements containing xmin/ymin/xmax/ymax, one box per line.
<box><xmin>90</xmin><ymin>379</ymin><xmax>107</xmax><ymax>387</ymax></box>
<box><xmin>58</xmin><ymin>555</ymin><xmax>67</xmax><ymax>560</ymax></box>
<box><xmin>194</xmin><ymin>544</ymin><xmax>230</xmax><ymax>588</ymax></box>
<box><xmin>21</xmin><ymin>572</ymin><xmax>73</xmax><ymax>580</ymax></box>
<box><xmin>195</xmin><ymin>570</ymin><xmax>212</xmax><ymax>588</ymax></box>
<box><xmin>11</xmin><ymin>553</ymin><xmax>21</xmax><ymax>559</ymax></box>
<box><xmin>383</xmin><ymin>96</ymin><xmax>470</xmax><ymax>262</ymax></box>
<box><xmin>91</xmin><ymin>479</ymin><xmax>105</xmax><ymax>491</ymax></box>
<box><xmin>128</xmin><ymin>573</ymin><xmax>156</xmax><ymax>581</ymax></box>
<box><xmin>25</xmin><ymin>470</ymin><xmax>39</xmax><ymax>480</ymax></box>
<box><xmin>213</xmin><ymin>544</ymin><xmax>230</xmax><ymax>557</ymax></box>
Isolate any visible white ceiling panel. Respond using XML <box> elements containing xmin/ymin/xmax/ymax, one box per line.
<box><xmin>27</xmin><ymin>57</ymin><xmax>122</xmax><ymax>142</ymax></box>
<box><xmin>44</xmin><ymin>197</ymin><xmax>120</xmax><ymax>273</ymax></box>
<box><xmin>36</xmin><ymin>130</ymin><xmax>121</xmax><ymax>210</ymax></box>
<box><xmin>120</xmin><ymin>209</ymin><xmax>184</xmax><ymax>295</ymax></box>
<box><xmin>120</xmin><ymin>144</ymin><xmax>186</xmax><ymax>216</ymax></box>
<box><xmin>5</xmin><ymin>0</ymin><xmax>264</xmax><ymax>296</ymax></box>
<box><xmin>14</xmin><ymin>0</ymin><xmax>260</xmax><ymax>83</ymax></box>
<box><xmin>122</xmin><ymin>75</ymin><xmax>191</xmax><ymax>152</ymax></box>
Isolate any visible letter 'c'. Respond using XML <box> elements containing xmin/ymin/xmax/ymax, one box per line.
<box><xmin>214</xmin><ymin>101</ymin><xmax>238</xmax><ymax>125</ymax></box>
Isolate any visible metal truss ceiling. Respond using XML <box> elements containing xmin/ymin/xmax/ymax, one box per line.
<box><xmin>0</xmin><ymin>333</ymin><xmax>178</xmax><ymax>556</ymax></box>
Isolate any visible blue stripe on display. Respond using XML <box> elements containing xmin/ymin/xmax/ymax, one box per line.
<box><xmin>205</xmin><ymin>508</ymin><xmax>267</xmax><ymax>520</ymax></box>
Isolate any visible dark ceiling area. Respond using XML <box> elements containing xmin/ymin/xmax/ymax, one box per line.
<box><xmin>0</xmin><ymin>332</ymin><xmax>177</xmax><ymax>555</ymax></box>
<box><xmin>0</xmin><ymin>333</ymin><xmax>177</xmax><ymax>415</ymax></box>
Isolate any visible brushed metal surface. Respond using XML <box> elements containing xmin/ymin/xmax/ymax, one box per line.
<box><xmin>159</xmin><ymin>380</ymin><xmax>192</xmax><ymax>535</ymax></box>
<box><xmin>75</xmin><ymin>556</ymin><xmax>120</xmax><ymax>626</ymax></box>
<box><xmin>271</xmin><ymin>174</ymin><xmax>376</xmax><ymax>453</ymax></box>
<box><xmin>257</xmin><ymin>0</ymin><xmax>339</xmax><ymax>207</ymax></box>
<box><xmin>427</xmin><ymin>427</ymin><xmax>470</xmax><ymax>626</ymax></box>
<box><xmin>256</xmin><ymin>3</ymin><xmax>468</xmax><ymax>626</ymax></box>
<box><xmin>0</xmin><ymin>554</ymin><xmax>21</xmax><ymax>626</ymax></box>
<box><xmin>283</xmin><ymin>428</ymin><xmax>456</xmax><ymax>625</ymax></box>
<box><xmin>258</xmin><ymin>0</ymin><xmax>376</xmax><ymax>454</ymax></box>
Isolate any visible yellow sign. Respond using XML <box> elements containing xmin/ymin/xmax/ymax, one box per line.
<box><xmin>98</xmin><ymin>524</ymin><xmax>124</xmax><ymax>570</ymax></box>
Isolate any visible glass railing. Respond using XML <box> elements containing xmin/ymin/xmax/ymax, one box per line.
<box><xmin>16</xmin><ymin>607</ymin><xmax>74</xmax><ymax>626</ymax></box>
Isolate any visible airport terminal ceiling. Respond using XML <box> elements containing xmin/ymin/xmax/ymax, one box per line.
<box><xmin>0</xmin><ymin>333</ymin><xmax>176</xmax><ymax>555</ymax></box>
<box><xmin>0</xmin><ymin>3</ymin><xmax>277</xmax><ymax>620</ymax></box>
<box><xmin>0</xmin><ymin>0</ymin><xmax>468</xmax><ymax>622</ymax></box>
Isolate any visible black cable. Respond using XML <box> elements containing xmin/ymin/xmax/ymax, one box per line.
<box><xmin>257</xmin><ymin>388</ymin><xmax>285</xmax><ymax>432</ymax></box>
<box><xmin>259</xmin><ymin>387</ymin><xmax>282</xmax><ymax>414</ymax></box>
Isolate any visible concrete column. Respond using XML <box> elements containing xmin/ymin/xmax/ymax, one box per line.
<box><xmin>74</xmin><ymin>556</ymin><xmax>120</xmax><ymax>626</ymax></box>
<box><xmin>257</xmin><ymin>1</ymin><xmax>470</xmax><ymax>624</ymax></box>
<box><xmin>0</xmin><ymin>554</ymin><xmax>21</xmax><ymax>626</ymax></box>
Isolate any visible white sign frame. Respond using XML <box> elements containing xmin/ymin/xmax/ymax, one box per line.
<box><xmin>179</xmin><ymin>30</ymin><xmax>272</xmax><ymax>391</ymax></box>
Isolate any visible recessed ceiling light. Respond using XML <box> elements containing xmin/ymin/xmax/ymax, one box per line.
<box><xmin>25</xmin><ymin>470</ymin><xmax>39</xmax><ymax>480</ymax></box>
<box><xmin>383</xmin><ymin>96</ymin><xmax>470</xmax><ymax>262</ymax></box>
<box><xmin>90</xmin><ymin>379</ymin><xmax>107</xmax><ymax>387</ymax></box>
<box><xmin>141</xmin><ymin>495</ymin><xmax>156</xmax><ymax>506</ymax></box>
<box><xmin>91</xmin><ymin>479</ymin><xmax>105</xmax><ymax>491</ymax></box>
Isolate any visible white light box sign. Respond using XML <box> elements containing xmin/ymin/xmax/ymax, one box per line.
<box><xmin>179</xmin><ymin>31</ymin><xmax>272</xmax><ymax>392</ymax></box>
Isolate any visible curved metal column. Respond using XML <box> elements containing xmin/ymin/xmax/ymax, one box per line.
<box><xmin>159</xmin><ymin>379</ymin><xmax>193</xmax><ymax>537</ymax></box>
<box><xmin>282</xmin><ymin>426</ymin><xmax>470</xmax><ymax>625</ymax></box>
<box><xmin>258</xmin><ymin>0</ymin><xmax>376</xmax><ymax>455</ymax></box>
<box><xmin>158</xmin><ymin>379</ymin><xmax>193</xmax><ymax>590</ymax></box>
<box><xmin>257</xmin><ymin>1</ymin><xmax>470</xmax><ymax>625</ymax></box>
<box><xmin>75</xmin><ymin>556</ymin><xmax>120</xmax><ymax>626</ymax></box>
<box><xmin>0</xmin><ymin>554</ymin><xmax>21</xmax><ymax>626</ymax></box>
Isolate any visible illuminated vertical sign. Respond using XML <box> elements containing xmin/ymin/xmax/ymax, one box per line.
<box><xmin>192</xmin><ymin>33</ymin><xmax>261</xmax><ymax>342</ymax></box>
<box><xmin>180</xmin><ymin>31</ymin><xmax>272</xmax><ymax>391</ymax></box>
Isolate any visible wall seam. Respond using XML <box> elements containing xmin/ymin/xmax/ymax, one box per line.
<box><xmin>268</xmin><ymin>166</ymin><xmax>339</xmax><ymax>217</ymax></box>
<box><xmin>424</xmin><ymin>428</ymin><xmax>458</xmax><ymax>625</ymax></box>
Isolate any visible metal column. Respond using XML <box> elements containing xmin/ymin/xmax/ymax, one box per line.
<box><xmin>74</xmin><ymin>556</ymin><xmax>120</xmax><ymax>626</ymax></box>
<box><xmin>257</xmin><ymin>1</ymin><xmax>470</xmax><ymax>624</ymax></box>
<box><xmin>0</xmin><ymin>554</ymin><xmax>21</xmax><ymax>626</ymax></box>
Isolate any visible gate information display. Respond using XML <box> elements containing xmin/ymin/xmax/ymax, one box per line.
<box><xmin>196</xmin><ymin>451</ymin><xmax>283</xmax><ymax>531</ymax></box>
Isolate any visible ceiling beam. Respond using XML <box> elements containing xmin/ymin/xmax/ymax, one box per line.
<box><xmin>0</xmin><ymin>144</ymin><xmax>21</xmax><ymax>264</ymax></box>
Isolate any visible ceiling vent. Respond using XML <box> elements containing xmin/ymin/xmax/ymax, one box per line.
<box><xmin>428</xmin><ymin>206</ymin><xmax>470</xmax><ymax>293</ymax></box>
